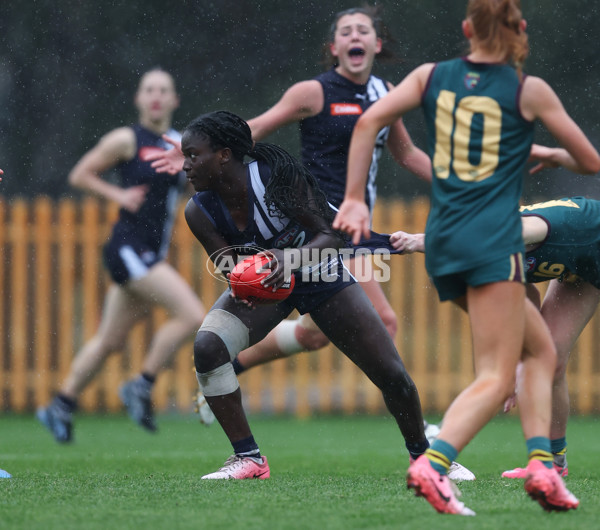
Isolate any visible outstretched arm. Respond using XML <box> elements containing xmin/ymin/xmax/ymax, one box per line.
<box><xmin>389</xmin><ymin>231</ymin><xmax>425</xmax><ymax>254</ymax></box>
<box><xmin>247</xmin><ymin>80</ymin><xmax>323</xmax><ymax>141</ymax></box>
<box><xmin>334</xmin><ymin>63</ymin><xmax>433</xmax><ymax>244</ymax></box>
<box><xmin>521</xmin><ymin>77</ymin><xmax>600</xmax><ymax>175</ymax></box>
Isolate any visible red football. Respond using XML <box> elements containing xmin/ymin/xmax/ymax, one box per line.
<box><xmin>229</xmin><ymin>254</ymin><xmax>295</xmax><ymax>304</ymax></box>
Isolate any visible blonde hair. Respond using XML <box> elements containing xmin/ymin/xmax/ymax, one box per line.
<box><xmin>466</xmin><ymin>0</ymin><xmax>529</xmax><ymax>78</ymax></box>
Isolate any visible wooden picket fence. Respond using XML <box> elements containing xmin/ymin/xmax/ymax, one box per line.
<box><xmin>0</xmin><ymin>196</ymin><xmax>599</xmax><ymax>417</ymax></box>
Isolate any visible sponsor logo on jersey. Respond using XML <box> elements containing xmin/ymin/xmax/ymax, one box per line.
<box><xmin>464</xmin><ymin>72</ymin><xmax>480</xmax><ymax>90</ymax></box>
<box><xmin>330</xmin><ymin>103</ymin><xmax>363</xmax><ymax>116</ymax></box>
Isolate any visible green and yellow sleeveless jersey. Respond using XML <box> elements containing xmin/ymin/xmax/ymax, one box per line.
<box><xmin>422</xmin><ymin>58</ymin><xmax>534</xmax><ymax>276</ymax></box>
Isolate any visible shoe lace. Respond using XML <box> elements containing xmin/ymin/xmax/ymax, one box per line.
<box><xmin>219</xmin><ymin>455</ymin><xmax>245</xmax><ymax>472</ymax></box>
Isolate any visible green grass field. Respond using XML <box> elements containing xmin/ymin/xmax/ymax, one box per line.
<box><xmin>1</xmin><ymin>413</ymin><xmax>599</xmax><ymax>529</ymax></box>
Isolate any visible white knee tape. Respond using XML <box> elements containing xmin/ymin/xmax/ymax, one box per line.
<box><xmin>274</xmin><ymin>320</ymin><xmax>303</xmax><ymax>356</ymax></box>
<box><xmin>196</xmin><ymin>363</ymin><xmax>240</xmax><ymax>397</ymax></box>
<box><xmin>199</xmin><ymin>309</ymin><xmax>249</xmax><ymax>361</ymax></box>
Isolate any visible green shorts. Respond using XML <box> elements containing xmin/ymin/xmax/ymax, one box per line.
<box><xmin>431</xmin><ymin>252</ymin><xmax>525</xmax><ymax>302</ymax></box>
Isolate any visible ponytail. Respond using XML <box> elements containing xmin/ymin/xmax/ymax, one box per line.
<box><xmin>467</xmin><ymin>0</ymin><xmax>529</xmax><ymax>79</ymax></box>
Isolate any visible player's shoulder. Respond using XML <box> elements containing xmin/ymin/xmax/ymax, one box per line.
<box><xmin>92</xmin><ymin>126</ymin><xmax>136</xmax><ymax>160</ymax></box>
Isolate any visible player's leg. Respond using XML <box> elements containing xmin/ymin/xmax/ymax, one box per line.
<box><xmin>441</xmin><ymin>281</ymin><xmax>526</xmax><ymax>450</ymax></box>
<box><xmin>37</xmin><ymin>285</ymin><xmax>144</xmax><ymax>442</ymax></box>
<box><xmin>405</xmin><ymin>281</ymin><xmax>525</xmax><ymax>515</ymax></box>
<box><xmin>513</xmin><ymin>294</ymin><xmax>578</xmax><ymax>510</ymax></box>
<box><xmin>346</xmin><ymin>254</ymin><xmax>397</xmax><ymax>338</ymax></box>
<box><xmin>117</xmin><ymin>262</ymin><xmax>205</xmax><ymax>430</ymax></box>
<box><xmin>309</xmin><ymin>283</ymin><xmax>427</xmax><ymax>455</ymax></box>
<box><xmin>233</xmin><ymin>313</ymin><xmax>329</xmax><ymax>374</ymax></box>
<box><xmin>195</xmin><ymin>291</ymin><xmax>292</xmax><ymax>479</ymax></box>
<box><xmin>541</xmin><ymin>280</ymin><xmax>599</xmax><ymax>472</ymax></box>
<box><xmin>127</xmin><ymin>262</ymin><xmax>205</xmax><ymax>375</ymax></box>
<box><xmin>233</xmin><ymin>253</ymin><xmax>397</xmax><ymax>375</ymax></box>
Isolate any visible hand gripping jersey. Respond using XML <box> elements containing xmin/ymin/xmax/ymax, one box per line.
<box><xmin>522</xmin><ymin>197</ymin><xmax>600</xmax><ymax>288</ymax></box>
<box><xmin>422</xmin><ymin>58</ymin><xmax>534</xmax><ymax>276</ymax></box>
<box><xmin>299</xmin><ymin>68</ymin><xmax>390</xmax><ymax>211</ymax></box>
<box><xmin>112</xmin><ymin>124</ymin><xmax>186</xmax><ymax>259</ymax></box>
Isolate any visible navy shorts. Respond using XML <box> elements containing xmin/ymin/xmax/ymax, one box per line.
<box><xmin>103</xmin><ymin>233</ymin><xmax>163</xmax><ymax>285</ymax></box>
<box><xmin>431</xmin><ymin>252</ymin><xmax>525</xmax><ymax>302</ymax></box>
<box><xmin>280</xmin><ymin>258</ymin><xmax>356</xmax><ymax>314</ymax></box>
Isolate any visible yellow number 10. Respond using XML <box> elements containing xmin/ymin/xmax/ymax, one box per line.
<box><xmin>433</xmin><ymin>90</ymin><xmax>501</xmax><ymax>182</ymax></box>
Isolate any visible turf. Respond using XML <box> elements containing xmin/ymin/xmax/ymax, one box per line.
<box><xmin>1</xmin><ymin>413</ymin><xmax>599</xmax><ymax>529</ymax></box>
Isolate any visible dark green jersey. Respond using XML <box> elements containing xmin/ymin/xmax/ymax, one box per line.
<box><xmin>422</xmin><ymin>58</ymin><xmax>534</xmax><ymax>276</ymax></box>
<box><xmin>522</xmin><ymin>197</ymin><xmax>600</xmax><ymax>288</ymax></box>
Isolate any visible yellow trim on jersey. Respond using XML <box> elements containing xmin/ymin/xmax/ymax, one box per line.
<box><xmin>520</xmin><ymin>199</ymin><xmax>580</xmax><ymax>212</ymax></box>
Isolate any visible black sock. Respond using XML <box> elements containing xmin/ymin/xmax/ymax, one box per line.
<box><xmin>232</xmin><ymin>435</ymin><xmax>260</xmax><ymax>458</ymax></box>
<box><xmin>140</xmin><ymin>372</ymin><xmax>156</xmax><ymax>385</ymax></box>
<box><xmin>56</xmin><ymin>393</ymin><xmax>77</xmax><ymax>413</ymax></box>
<box><xmin>232</xmin><ymin>358</ymin><xmax>246</xmax><ymax>375</ymax></box>
<box><xmin>406</xmin><ymin>439</ymin><xmax>430</xmax><ymax>460</ymax></box>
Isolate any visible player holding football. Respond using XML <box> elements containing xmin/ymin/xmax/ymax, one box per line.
<box><xmin>181</xmin><ymin>110</ymin><xmax>432</xmax><ymax>480</ymax></box>
<box><xmin>36</xmin><ymin>69</ymin><xmax>206</xmax><ymax>442</ymax></box>
<box><xmin>333</xmin><ymin>0</ymin><xmax>599</xmax><ymax>516</ymax></box>
<box><xmin>147</xmin><ymin>4</ymin><xmax>431</xmax><ymax>374</ymax></box>
<box><xmin>391</xmin><ymin>195</ymin><xmax>600</xmax><ymax>479</ymax></box>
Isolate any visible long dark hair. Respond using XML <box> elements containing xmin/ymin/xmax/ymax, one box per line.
<box><xmin>184</xmin><ymin>111</ymin><xmax>335</xmax><ymax>224</ymax></box>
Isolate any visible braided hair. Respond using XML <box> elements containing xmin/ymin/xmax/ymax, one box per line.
<box><xmin>184</xmin><ymin>110</ymin><xmax>335</xmax><ymax>224</ymax></box>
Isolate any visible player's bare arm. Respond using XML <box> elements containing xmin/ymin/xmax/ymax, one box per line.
<box><xmin>69</xmin><ymin>127</ymin><xmax>148</xmax><ymax>212</ymax></box>
<box><xmin>247</xmin><ymin>80</ymin><xmax>324</xmax><ymax>141</ymax></box>
<box><xmin>521</xmin><ymin>76</ymin><xmax>600</xmax><ymax>174</ymax></box>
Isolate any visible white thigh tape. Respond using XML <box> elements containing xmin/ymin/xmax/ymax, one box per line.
<box><xmin>196</xmin><ymin>364</ymin><xmax>239</xmax><ymax>397</ymax></box>
<box><xmin>199</xmin><ymin>309</ymin><xmax>249</xmax><ymax>361</ymax></box>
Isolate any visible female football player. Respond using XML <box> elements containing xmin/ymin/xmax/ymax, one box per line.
<box><xmin>333</xmin><ymin>0</ymin><xmax>599</xmax><ymax>515</ymax></box>
<box><xmin>391</xmin><ymin>194</ymin><xmax>600</xmax><ymax>479</ymax></box>
<box><xmin>181</xmin><ymin>110</ymin><xmax>430</xmax><ymax>479</ymax></box>
<box><xmin>147</xmin><ymin>4</ymin><xmax>432</xmax><ymax>371</ymax></box>
<box><xmin>37</xmin><ymin>69</ymin><xmax>206</xmax><ymax>442</ymax></box>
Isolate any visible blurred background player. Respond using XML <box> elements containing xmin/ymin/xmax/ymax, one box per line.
<box><xmin>391</xmin><ymin>193</ymin><xmax>600</xmax><ymax>479</ymax></box>
<box><xmin>36</xmin><ymin>69</ymin><xmax>205</xmax><ymax>443</ymax></box>
<box><xmin>334</xmin><ymin>0</ymin><xmax>599</xmax><ymax>515</ymax></box>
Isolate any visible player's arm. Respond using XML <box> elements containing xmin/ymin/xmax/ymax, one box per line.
<box><xmin>520</xmin><ymin>215</ymin><xmax>549</xmax><ymax>247</ymax></box>
<box><xmin>521</xmin><ymin>76</ymin><xmax>600</xmax><ymax>174</ymax></box>
<box><xmin>247</xmin><ymin>80</ymin><xmax>323</xmax><ymax>141</ymax></box>
<box><xmin>385</xmin><ymin>81</ymin><xmax>432</xmax><ymax>184</ymax></box>
<box><xmin>184</xmin><ymin>197</ymin><xmax>235</xmax><ymax>279</ymax></box>
<box><xmin>389</xmin><ymin>231</ymin><xmax>425</xmax><ymax>254</ymax></box>
<box><xmin>334</xmin><ymin>63</ymin><xmax>433</xmax><ymax>244</ymax></box>
<box><xmin>69</xmin><ymin>127</ymin><xmax>148</xmax><ymax>212</ymax></box>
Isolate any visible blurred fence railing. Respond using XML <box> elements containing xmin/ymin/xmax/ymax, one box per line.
<box><xmin>0</xmin><ymin>196</ymin><xmax>599</xmax><ymax>416</ymax></box>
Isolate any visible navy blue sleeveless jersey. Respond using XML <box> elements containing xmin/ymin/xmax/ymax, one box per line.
<box><xmin>111</xmin><ymin>124</ymin><xmax>185</xmax><ymax>256</ymax></box>
<box><xmin>103</xmin><ymin>125</ymin><xmax>186</xmax><ymax>284</ymax></box>
<box><xmin>192</xmin><ymin>160</ymin><xmax>357</xmax><ymax>312</ymax></box>
<box><xmin>299</xmin><ymin>68</ymin><xmax>390</xmax><ymax>210</ymax></box>
<box><xmin>522</xmin><ymin>197</ymin><xmax>600</xmax><ymax>288</ymax></box>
